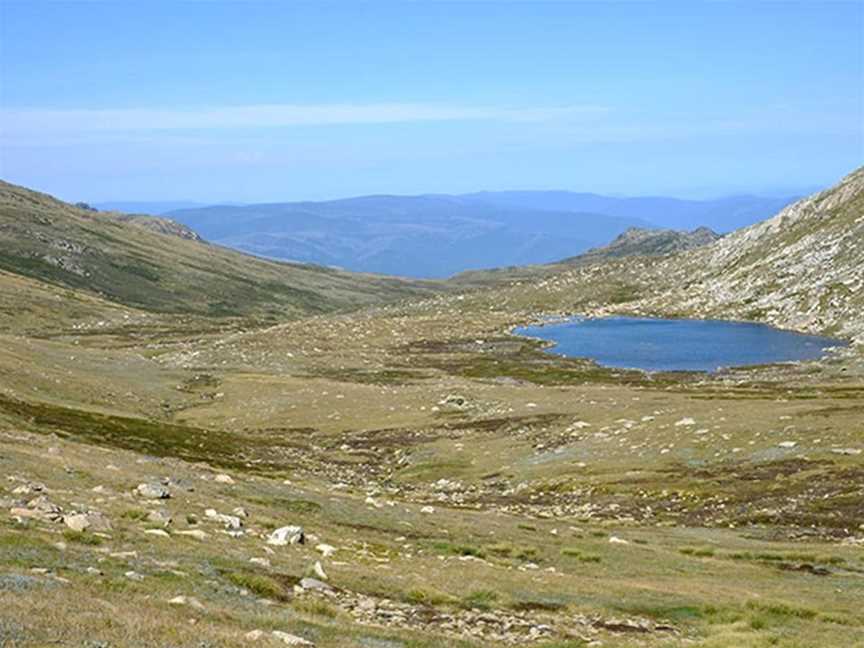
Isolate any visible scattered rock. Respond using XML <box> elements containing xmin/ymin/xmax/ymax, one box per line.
<box><xmin>316</xmin><ymin>543</ymin><xmax>336</xmax><ymax>558</ymax></box>
<box><xmin>169</xmin><ymin>595</ymin><xmax>205</xmax><ymax>610</ymax></box>
<box><xmin>267</xmin><ymin>526</ymin><xmax>305</xmax><ymax>546</ymax></box>
<box><xmin>830</xmin><ymin>447</ymin><xmax>861</xmax><ymax>456</ymax></box>
<box><xmin>63</xmin><ymin>513</ymin><xmax>90</xmax><ymax>533</ymax></box>
<box><xmin>144</xmin><ymin>529</ymin><xmax>171</xmax><ymax>538</ymax></box>
<box><xmin>135</xmin><ymin>483</ymin><xmax>171</xmax><ymax>499</ymax></box>
<box><xmin>204</xmin><ymin>508</ymin><xmax>243</xmax><ymax>530</ymax></box>
<box><xmin>146</xmin><ymin>509</ymin><xmax>172</xmax><ymax>527</ymax></box>
<box><xmin>312</xmin><ymin>561</ymin><xmax>328</xmax><ymax>580</ymax></box>
<box><xmin>272</xmin><ymin>631</ymin><xmax>315</xmax><ymax>647</ymax></box>
<box><xmin>299</xmin><ymin>577</ymin><xmax>332</xmax><ymax>592</ymax></box>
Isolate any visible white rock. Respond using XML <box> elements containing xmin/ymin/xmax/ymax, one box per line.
<box><xmin>144</xmin><ymin>529</ymin><xmax>171</xmax><ymax>538</ymax></box>
<box><xmin>213</xmin><ymin>473</ymin><xmax>235</xmax><ymax>484</ymax></box>
<box><xmin>169</xmin><ymin>595</ymin><xmax>205</xmax><ymax>610</ymax></box>
<box><xmin>675</xmin><ymin>417</ymin><xmax>696</xmax><ymax>427</ymax></box>
<box><xmin>205</xmin><ymin>508</ymin><xmax>243</xmax><ymax>530</ymax></box>
<box><xmin>778</xmin><ymin>441</ymin><xmax>797</xmax><ymax>448</ymax></box>
<box><xmin>312</xmin><ymin>561</ymin><xmax>328</xmax><ymax>580</ymax></box>
<box><xmin>272</xmin><ymin>631</ymin><xmax>315</xmax><ymax>646</ymax></box>
<box><xmin>267</xmin><ymin>525</ymin><xmax>304</xmax><ymax>546</ymax></box>
<box><xmin>420</xmin><ymin>505</ymin><xmax>435</xmax><ymax>514</ymax></box>
<box><xmin>175</xmin><ymin>529</ymin><xmax>209</xmax><ymax>541</ymax></box>
<box><xmin>609</xmin><ymin>536</ymin><xmax>629</xmax><ymax>545</ymax></box>
<box><xmin>245</xmin><ymin>630</ymin><xmax>265</xmax><ymax>641</ymax></box>
<box><xmin>63</xmin><ymin>513</ymin><xmax>90</xmax><ymax>533</ymax></box>
<box><xmin>315</xmin><ymin>543</ymin><xmax>336</xmax><ymax>558</ymax></box>
<box><xmin>135</xmin><ymin>483</ymin><xmax>170</xmax><ymax>499</ymax></box>
<box><xmin>831</xmin><ymin>447</ymin><xmax>862</xmax><ymax>456</ymax></box>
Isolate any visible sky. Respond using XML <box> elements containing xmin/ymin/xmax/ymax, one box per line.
<box><xmin>1</xmin><ymin>0</ymin><xmax>862</xmax><ymax>203</ymax></box>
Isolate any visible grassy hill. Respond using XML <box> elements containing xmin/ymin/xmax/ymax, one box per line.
<box><xmin>0</xmin><ymin>181</ymin><xmax>437</xmax><ymax>319</ymax></box>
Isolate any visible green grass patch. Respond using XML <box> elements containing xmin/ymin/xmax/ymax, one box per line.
<box><xmin>560</xmin><ymin>547</ymin><xmax>601</xmax><ymax>563</ymax></box>
<box><xmin>431</xmin><ymin>541</ymin><xmax>486</xmax><ymax>559</ymax></box>
<box><xmin>461</xmin><ymin>590</ymin><xmax>499</xmax><ymax>610</ymax></box>
<box><xmin>224</xmin><ymin>571</ymin><xmax>288</xmax><ymax>601</ymax></box>
<box><xmin>62</xmin><ymin>530</ymin><xmax>103</xmax><ymax>546</ymax></box>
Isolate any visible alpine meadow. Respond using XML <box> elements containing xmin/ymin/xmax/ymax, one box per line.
<box><xmin>0</xmin><ymin>2</ymin><xmax>862</xmax><ymax>648</ymax></box>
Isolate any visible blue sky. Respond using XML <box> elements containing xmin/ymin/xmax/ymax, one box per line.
<box><xmin>1</xmin><ymin>1</ymin><xmax>862</xmax><ymax>202</ymax></box>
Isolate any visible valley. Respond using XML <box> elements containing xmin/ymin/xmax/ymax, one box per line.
<box><xmin>0</xmin><ymin>170</ymin><xmax>862</xmax><ymax>648</ymax></box>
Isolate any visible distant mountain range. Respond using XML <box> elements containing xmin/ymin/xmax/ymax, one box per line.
<box><xmin>91</xmin><ymin>191</ymin><xmax>797</xmax><ymax>279</ymax></box>
<box><xmin>460</xmin><ymin>191</ymin><xmax>796</xmax><ymax>232</ymax></box>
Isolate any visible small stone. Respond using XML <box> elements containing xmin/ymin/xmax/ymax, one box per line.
<box><xmin>169</xmin><ymin>595</ymin><xmax>205</xmax><ymax>611</ymax></box>
<box><xmin>312</xmin><ymin>561</ymin><xmax>328</xmax><ymax>580</ymax></box>
<box><xmin>135</xmin><ymin>483</ymin><xmax>170</xmax><ymax>499</ymax></box>
<box><xmin>125</xmin><ymin>571</ymin><xmax>144</xmax><ymax>581</ymax></box>
<box><xmin>609</xmin><ymin>536</ymin><xmax>629</xmax><ymax>545</ymax></box>
<box><xmin>831</xmin><ymin>447</ymin><xmax>861</xmax><ymax>456</ymax></box>
<box><xmin>145</xmin><ymin>529</ymin><xmax>171</xmax><ymax>538</ymax></box>
<box><xmin>245</xmin><ymin>629</ymin><xmax>265</xmax><ymax>641</ymax></box>
<box><xmin>205</xmin><ymin>508</ymin><xmax>243</xmax><ymax>530</ymax></box>
<box><xmin>267</xmin><ymin>525</ymin><xmax>304</xmax><ymax>546</ymax></box>
<box><xmin>146</xmin><ymin>509</ymin><xmax>172</xmax><ymax>527</ymax></box>
<box><xmin>299</xmin><ymin>577</ymin><xmax>332</xmax><ymax>592</ymax></box>
<box><xmin>213</xmin><ymin>473</ymin><xmax>235</xmax><ymax>484</ymax></box>
<box><xmin>272</xmin><ymin>631</ymin><xmax>315</xmax><ymax>646</ymax></box>
<box><xmin>778</xmin><ymin>441</ymin><xmax>797</xmax><ymax>448</ymax></box>
<box><xmin>63</xmin><ymin>513</ymin><xmax>90</xmax><ymax>533</ymax></box>
<box><xmin>420</xmin><ymin>505</ymin><xmax>435</xmax><ymax>514</ymax></box>
<box><xmin>175</xmin><ymin>529</ymin><xmax>209</xmax><ymax>541</ymax></box>
<box><xmin>315</xmin><ymin>543</ymin><xmax>336</xmax><ymax>558</ymax></box>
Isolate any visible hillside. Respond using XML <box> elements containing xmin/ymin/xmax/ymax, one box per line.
<box><xmin>0</xmin><ymin>181</ymin><xmax>436</xmax><ymax>319</ymax></box>
<box><xmin>560</xmin><ymin>226</ymin><xmax>721</xmax><ymax>264</ymax></box>
<box><xmin>451</xmin><ymin>225</ymin><xmax>722</xmax><ymax>286</ymax></box>
<box><xmin>165</xmin><ymin>196</ymin><xmax>647</xmax><ymax>278</ymax></box>
<box><xmin>640</xmin><ymin>167</ymin><xmax>864</xmax><ymax>342</ymax></box>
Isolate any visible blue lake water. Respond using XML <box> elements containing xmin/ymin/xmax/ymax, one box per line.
<box><xmin>514</xmin><ymin>317</ymin><xmax>846</xmax><ymax>372</ymax></box>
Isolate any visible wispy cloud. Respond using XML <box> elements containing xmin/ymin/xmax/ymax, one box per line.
<box><xmin>1</xmin><ymin>103</ymin><xmax>607</xmax><ymax>134</ymax></box>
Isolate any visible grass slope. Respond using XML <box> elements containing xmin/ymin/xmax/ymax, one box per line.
<box><xmin>0</xmin><ymin>181</ymin><xmax>437</xmax><ymax>319</ymax></box>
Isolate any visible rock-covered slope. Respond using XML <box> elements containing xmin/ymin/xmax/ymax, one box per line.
<box><xmin>562</xmin><ymin>226</ymin><xmax>721</xmax><ymax>264</ymax></box>
<box><xmin>0</xmin><ymin>181</ymin><xmax>436</xmax><ymax>318</ymax></box>
<box><xmin>641</xmin><ymin>167</ymin><xmax>864</xmax><ymax>342</ymax></box>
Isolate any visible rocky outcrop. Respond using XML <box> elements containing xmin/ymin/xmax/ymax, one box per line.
<box><xmin>566</xmin><ymin>225</ymin><xmax>721</xmax><ymax>263</ymax></box>
<box><xmin>115</xmin><ymin>214</ymin><xmax>203</xmax><ymax>241</ymax></box>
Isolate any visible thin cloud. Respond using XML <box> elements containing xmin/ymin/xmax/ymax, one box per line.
<box><xmin>1</xmin><ymin>103</ymin><xmax>608</xmax><ymax>134</ymax></box>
